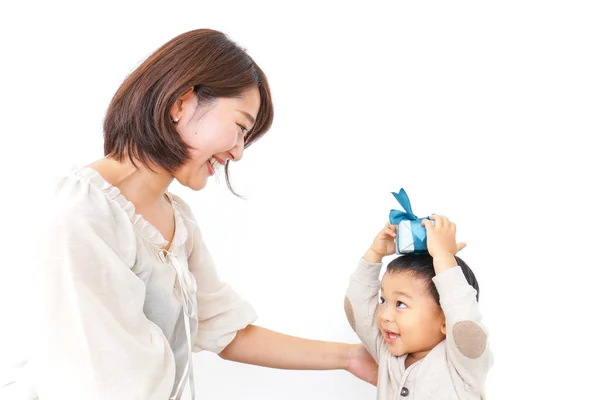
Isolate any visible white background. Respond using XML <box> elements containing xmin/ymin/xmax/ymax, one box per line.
<box><xmin>1</xmin><ymin>1</ymin><xmax>599</xmax><ymax>399</ymax></box>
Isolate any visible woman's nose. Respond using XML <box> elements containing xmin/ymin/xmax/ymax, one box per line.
<box><xmin>229</xmin><ymin>137</ymin><xmax>245</xmax><ymax>161</ymax></box>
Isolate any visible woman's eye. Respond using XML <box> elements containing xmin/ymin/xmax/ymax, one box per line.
<box><xmin>379</xmin><ymin>297</ymin><xmax>385</xmax><ymax>305</ymax></box>
<box><xmin>396</xmin><ymin>301</ymin><xmax>407</xmax><ymax>309</ymax></box>
<box><xmin>237</xmin><ymin>124</ymin><xmax>248</xmax><ymax>135</ymax></box>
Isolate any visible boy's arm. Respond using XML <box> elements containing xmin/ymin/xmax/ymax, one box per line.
<box><xmin>433</xmin><ymin>255</ymin><xmax>493</xmax><ymax>393</ymax></box>
<box><xmin>344</xmin><ymin>249</ymin><xmax>387</xmax><ymax>361</ymax></box>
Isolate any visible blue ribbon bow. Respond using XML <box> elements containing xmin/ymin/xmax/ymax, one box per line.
<box><xmin>388</xmin><ymin>188</ymin><xmax>430</xmax><ymax>254</ymax></box>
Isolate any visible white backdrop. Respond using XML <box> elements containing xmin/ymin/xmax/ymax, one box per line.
<box><xmin>1</xmin><ymin>1</ymin><xmax>598</xmax><ymax>399</ymax></box>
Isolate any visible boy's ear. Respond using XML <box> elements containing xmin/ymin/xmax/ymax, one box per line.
<box><xmin>441</xmin><ymin>320</ymin><xmax>447</xmax><ymax>336</ymax></box>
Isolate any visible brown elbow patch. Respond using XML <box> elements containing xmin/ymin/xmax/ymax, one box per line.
<box><xmin>453</xmin><ymin>321</ymin><xmax>487</xmax><ymax>359</ymax></box>
<box><xmin>344</xmin><ymin>296</ymin><xmax>356</xmax><ymax>332</ymax></box>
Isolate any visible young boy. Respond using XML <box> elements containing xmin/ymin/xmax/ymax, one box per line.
<box><xmin>344</xmin><ymin>215</ymin><xmax>492</xmax><ymax>399</ymax></box>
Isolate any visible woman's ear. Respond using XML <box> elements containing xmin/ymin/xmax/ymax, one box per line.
<box><xmin>170</xmin><ymin>87</ymin><xmax>195</xmax><ymax>122</ymax></box>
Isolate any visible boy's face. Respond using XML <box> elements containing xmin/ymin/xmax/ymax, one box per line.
<box><xmin>377</xmin><ymin>271</ymin><xmax>446</xmax><ymax>359</ymax></box>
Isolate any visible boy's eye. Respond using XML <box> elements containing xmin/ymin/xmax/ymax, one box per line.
<box><xmin>379</xmin><ymin>297</ymin><xmax>386</xmax><ymax>305</ymax></box>
<box><xmin>396</xmin><ymin>301</ymin><xmax>407</xmax><ymax>309</ymax></box>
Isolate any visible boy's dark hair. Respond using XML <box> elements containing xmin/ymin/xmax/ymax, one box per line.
<box><xmin>386</xmin><ymin>253</ymin><xmax>479</xmax><ymax>305</ymax></box>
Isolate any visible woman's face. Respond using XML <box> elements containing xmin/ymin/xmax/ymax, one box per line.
<box><xmin>170</xmin><ymin>86</ymin><xmax>260</xmax><ymax>190</ymax></box>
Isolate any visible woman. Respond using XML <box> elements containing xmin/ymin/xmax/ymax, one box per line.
<box><xmin>13</xmin><ymin>29</ymin><xmax>377</xmax><ymax>399</ymax></box>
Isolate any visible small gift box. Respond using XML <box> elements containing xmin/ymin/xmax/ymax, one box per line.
<box><xmin>389</xmin><ymin>188</ymin><xmax>430</xmax><ymax>254</ymax></box>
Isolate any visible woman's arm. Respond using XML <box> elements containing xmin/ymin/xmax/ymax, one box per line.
<box><xmin>219</xmin><ymin>325</ymin><xmax>348</xmax><ymax>370</ymax></box>
<box><xmin>175</xmin><ymin>197</ymin><xmax>379</xmax><ymax>385</ymax></box>
<box><xmin>219</xmin><ymin>325</ymin><xmax>378</xmax><ymax>385</ymax></box>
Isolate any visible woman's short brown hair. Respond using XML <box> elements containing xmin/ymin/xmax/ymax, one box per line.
<box><xmin>103</xmin><ymin>28</ymin><xmax>274</xmax><ymax>193</ymax></box>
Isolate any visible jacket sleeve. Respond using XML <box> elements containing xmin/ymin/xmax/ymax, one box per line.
<box><xmin>433</xmin><ymin>267</ymin><xmax>493</xmax><ymax>393</ymax></box>
<box><xmin>344</xmin><ymin>258</ymin><xmax>387</xmax><ymax>361</ymax></box>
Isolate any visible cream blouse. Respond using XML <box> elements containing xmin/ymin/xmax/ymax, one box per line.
<box><xmin>5</xmin><ymin>167</ymin><xmax>257</xmax><ymax>399</ymax></box>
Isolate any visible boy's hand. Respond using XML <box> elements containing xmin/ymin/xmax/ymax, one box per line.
<box><xmin>422</xmin><ymin>215</ymin><xmax>467</xmax><ymax>274</ymax></box>
<box><xmin>364</xmin><ymin>222</ymin><xmax>396</xmax><ymax>263</ymax></box>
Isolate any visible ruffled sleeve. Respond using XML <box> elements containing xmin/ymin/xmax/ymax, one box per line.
<box><xmin>173</xmin><ymin>196</ymin><xmax>258</xmax><ymax>354</ymax></box>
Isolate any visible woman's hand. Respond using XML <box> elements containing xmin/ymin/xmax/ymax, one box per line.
<box><xmin>345</xmin><ymin>344</ymin><xmax>378</xmax><ymax>386</ymax></box>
